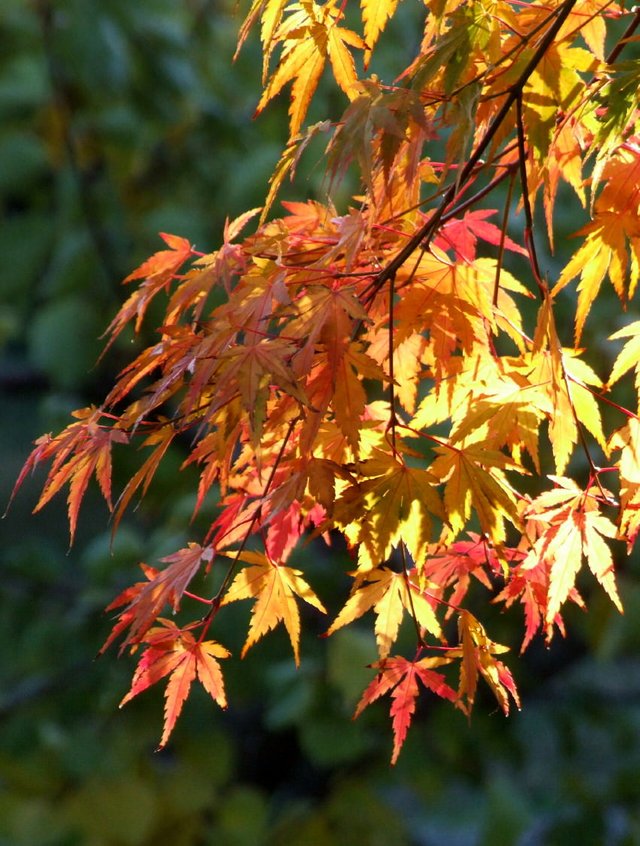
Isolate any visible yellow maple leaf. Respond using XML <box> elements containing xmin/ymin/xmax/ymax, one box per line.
<box><xmin>609</xmin><ymin>419</ymin><xmax>640</xmax><ymax>550</ymax></box>
<box><xmin>563</xmin><ymin>352</ymin><xmax>607</xmax><ymax>452</ymax></box>
<box><xmin>333</xmin><ymin>451</ymin><xmax>443</xmax><ymax>570</ymax></box>
<box><xmin>528</xmin><ymin>296</ymin><xmax>581</xmax><ymax>473</ymax></box>
<box><xmin>220</xmin><ymin>549</ymin><xmax>326</xmax><ymax>665</ymax></box>
<box><xmin>361</xmin><ymin>0</ymin><xmax>400</xmax><ymax>67</ymax></box>
<box><xmin>429</xmin><ymin>441</ymin><xmax>520</xmax><ymax>545</ymax></box>
<box><xmin>448</xmin><ymin>375</ymin><xmax>547</xmax><ymax>471</ymax></box>
<box><xmin>256</xmin><ymin>0</ymin><xmax>364</xmax><ymax>137</ymax></box>
<box><xmin>326</xmin><ymin>567</ymin><xmax>441</xmax><ymax>658</ymax></box>
<box><xmin>608</xmin><ymin>320</ymin><xmax>640</xmax><ymax>393</ymax></box>
<box><xmin>554</xmin><ymin>212</ymin><xmax>640</xmax><ymax>344</ymax></box>
<box><xmin>554</xmin><ymin>146</ymin><xmax>640</xmax><ymax>343</ymax></box>
<box><xmin>525</xmin><ymin>478</ymin><xmax>623</xmax><ymax>624</ymax></box>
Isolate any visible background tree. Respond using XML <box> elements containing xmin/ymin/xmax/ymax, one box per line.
<box><xmin>4</xmin><ymin>0</ymin><xmax>640</xmax><ymax>843</ymax></box>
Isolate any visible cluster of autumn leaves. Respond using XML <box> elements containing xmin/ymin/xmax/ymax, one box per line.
<box><xmin>11</xmin><ymin>0</ymin><xmax>640</xmax><ymax>762</ymax></box>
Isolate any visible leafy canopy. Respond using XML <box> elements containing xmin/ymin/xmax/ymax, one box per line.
<box><xmin>11</xmin><ymin>0</ymin><xmax>640</xmax><ymax>763</ymax></box>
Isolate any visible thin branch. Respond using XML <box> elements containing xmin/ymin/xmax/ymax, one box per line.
<box><xmin>387</xmin><ymin>272</ymin><xmax>399</xmax><ymax>456</ymax></box>
<box><xmin>515</xmin><ymin>94</ymin><xmax>545</xmax><ymax>295</ymax></box>
<box><xmin>364</xmin><ymin>0</ymin><xmax>577</xmax><ymax>301</ymax></box>
<box><xmin>605</xmin><ymin>4</ymin><xmax>640</xmax><ymax>64</ymax></box>
<box><xmin>493</xmin><ymin>166</ymin><xmax>517</xmax><ymax>307</ymax></box>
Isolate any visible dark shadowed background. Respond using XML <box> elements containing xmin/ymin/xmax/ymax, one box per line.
<box><xmin>2</xmin><ymin>1</ymin><xmax>640</xmax><ymax>844</ymax></box>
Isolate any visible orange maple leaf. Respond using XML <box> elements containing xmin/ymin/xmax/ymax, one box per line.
<box><xmin>445</xmin><ymin>610</ymin><xmax>520</xmax><ymax>716</ymax></box>
<box><xmin>102</xmin><ymin>543</ymin><xmax>213</xmax><ymax>652</ymax></box>
<box><xmin>9</xmin><ymin>406</ymin><xmax>129</xmax><ymax>544</ymax></box>
<box><xmin>120</xmin><ymin>619</ymin><xmax>230</xmax><ymax>748</ymax></box>
<box><xmin>105</xmin><ymin>232</ymin><xmax>193</xmax><ymax>342</ymax></box>
<box><xmin>111</xmin><ymin>424</ymin><xmax>176</xmax><ymax>536</ymax></box>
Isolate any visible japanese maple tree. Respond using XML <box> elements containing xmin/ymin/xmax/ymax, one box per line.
<box><xmin>11</xmin><ymin>0</ymin><xmax>640</xmax><ymax>764</ymax></box>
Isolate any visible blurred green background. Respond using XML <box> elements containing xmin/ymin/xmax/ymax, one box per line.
<box><xmin>2</xmin><ymin>1</ymin><xmax>640</xmax><ymax>844</ymax></box>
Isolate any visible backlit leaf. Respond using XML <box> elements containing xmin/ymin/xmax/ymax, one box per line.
<box><xmin>119</xmin><ymin>620</ymin><xmax>230</xmax><ymax>748</ymax></box>
<box><xmin>220</xmin><ymin>549</ymin><xmax>326</xmax><ymax>665</ymax></box>
<box><xmin>354</xmin><ymin>655</ymin><xmax>456</xmax><ymax>764</ymax></box>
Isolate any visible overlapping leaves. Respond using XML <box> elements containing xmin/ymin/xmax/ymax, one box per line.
<box><xmin>10</xmin><ymin>0</ymin><xmax>640</xmax><ymax>762</ymax></box>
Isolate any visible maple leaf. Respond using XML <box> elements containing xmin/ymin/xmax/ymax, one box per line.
<box><xmin>102</xmin><ymin>543</ymin><xmax>213</xmax><ymax>652</ymax></box>
<box><xmin>9</xmin><ymin>407</ymin><xmax>129</xmax><ymax>545</ymax></box>
<box><xmin>524</xmin><ymin>43</ymin><xmax>598</xmax><ymax>161</ymax></box>
<box><xmin>423</xmin><ymin>533</ymin><xmax>510</xmax><ymax>614</ymax></box>
<box><xmin>105</xmin><ymin>232</ymin><xmax>193</xmax><ymax>343</ymax></box>
<box><xmin>527</xmin><ymin>295</ymin><xmax>588</xmax><ymax>474</ymax></box>
<box><xmin>554</xmin><ymin>145</ymin><xmax>640</xmax><ymax>343</ymax></box>
<box><xmin>429</xmin><ymin>440</ymin><xmax>520</xmax><ymax>545</ymax></box>
<box><xmin>354</xmin><ymin>655</ymin><xmax>456</xmax><ymax>764</ymax></box>
<box><xmin>610</xmin><ymin>419</ymin><xmax>640</xmax><ymax>551</ymax></box>
<box><xmin>265</xmin><ymin>500</ymin><xmax>303</xmax><ymax>563</ymax></box>
<box><xmin>541</xmin><ymin>118</ymin><xmax>587</xmax><ymax>246</ymax></box>
<box><xmin>445</xmin><ymin>610</ymin><xmax>520</xmax><ymax>716</ymax></box>
<box><xmin>287</xmin><ymin>282</ymin><xmax>370</xmax><ymax>380</ymax></box>
<box><xmin>562</xmin><ymin>352</ymin><xmax>607</xmax><ymax>452</ymax></box>
<box><xmin>326</xmin><ymin>566</ymin><xmax>441</xmax><ymax>659</ymax></box>
<box><xmin>554</xmin><ymin>212</ymin><xmax>640</xmax><ymax>344</ymax></box>
<box><xmin>182</xmin><ymin>417</ymin><xmax>243</xmax><ymax>516</ymax></box>
<box><xmin>447</xmin><ymin>375</ymin><xmax>547</xmax><ymax>472</ymax></box>
<box><xmin>332</xmin><ymin>451</ymin><xmax>443</xmax><ymax>570</ymax></box>
<box><xmin>331</xmin><ymin>342</ymin><xmax>385</xmax><ymax>456</ymax></box>
<box><xmin>120</xmin><ymin>619</ymin><xmax>230</xmax><ymax>748</ymax></box>
<box><xmin>217</xmin><ymin>337</ymin><xmax>310</xmax><ymax>445</ymax></box>
<box><xmin>608</xmin><ymin>320</ymin><xmax>640</xmax><ymax>394</ymax></box>
<box><xmin>567</xmin><ymin>0</ymin><xmax>611</xmax><ymax>61</ymax></box>
<box><xmin>220</xmin><ymin>549</ymin><xmax>326</xmax><ymax>665</ymax></box>
<box><xmin>361</xmin><ymin>0</ymin><xmax>399</xmax><ymax>66</ymax></box>
<box><xmin>111</xmin><ymin>423</ymin><xmax>176</xmax><ymax>536</ymax></box>
<box><xmin>594</xmin><ymin>61</ymin><xmax>640</xmax><ymax>158</ymax></box>
<box><xmin>163</xmin><ymin>209</ymin><xmax>260</xmax><ymax>320</ymax></box>
<box><xmin>306</xmin><ymin>456</ymin><xmax>339</xmax><ymax>514</ymax></box>
<box><xmin>256</xmin><ymin>0</ymin><xmax>365</xmax><ymax>137</ymax></box>
<box><xmin>493</xmin><ymin>549</ymin><xmax>581</xmax><ymax>651</ymax></box>
<box><xmin>235</xmin><ymin>0</ymin><xmax>288</xmax><ymax>71</ymax></box>
<box><xmin>523</xmin><ymin>477</ymin><xmax>623</xmax><ymax>625</ymax></box>
<box><xmin>262</xmin><ymin>121</ymin><xmax>332</xmax><ymax>222</ymax></box>
<box><xmin>434</xmin><ymin>209</ymin><xmax>527</xmax><ymax>264</ymax></box>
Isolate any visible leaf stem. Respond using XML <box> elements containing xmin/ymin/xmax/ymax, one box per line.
<box><xmin>399</xmin><ymin>541</ymin><xmax>426</xmax><ymax>650</ymax></box>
